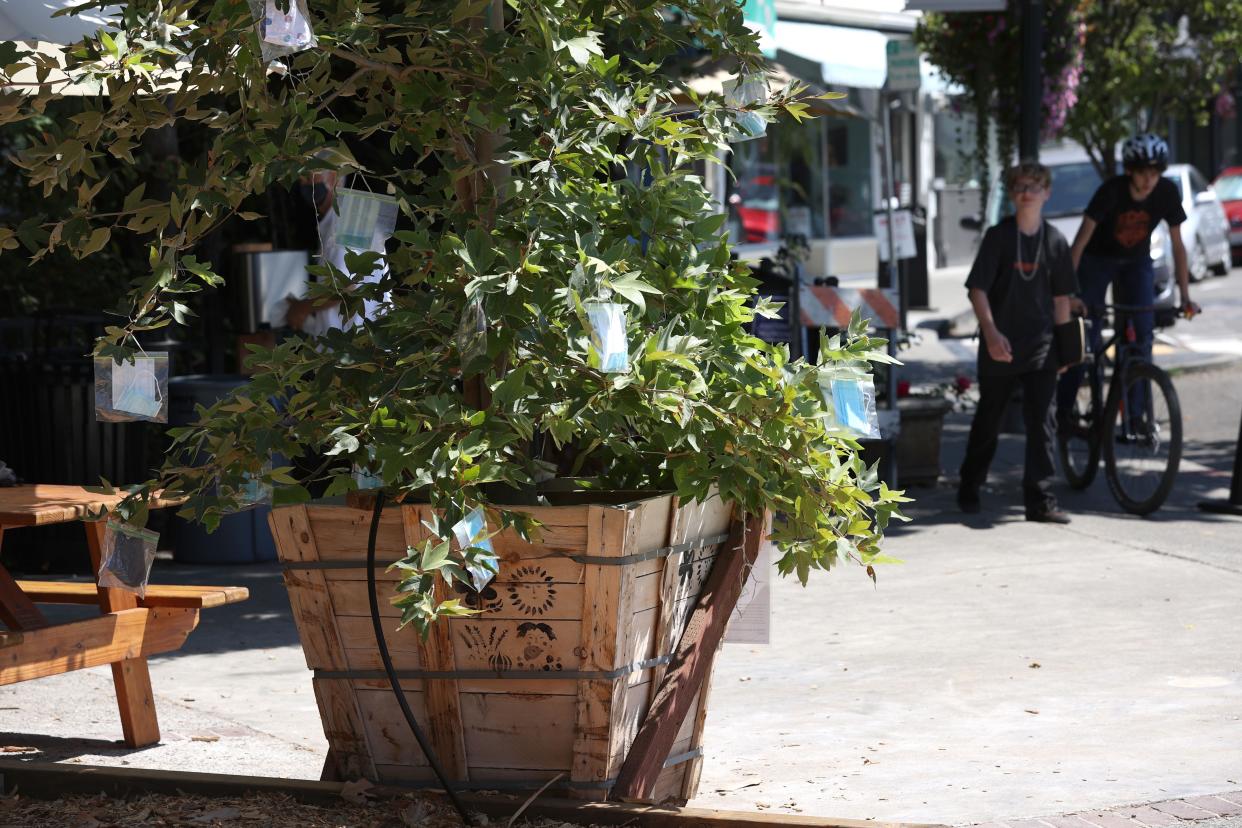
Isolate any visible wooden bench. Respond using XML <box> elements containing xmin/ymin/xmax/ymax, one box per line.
<box><xmin>17</xmin><ymin>581</ymin><xmax>249</xmax><ymax>610</ymax></box>
<box><xmin>0</xmin><ymin>485</ymin><xmax>250</xmax><ymax>748</ymax></box>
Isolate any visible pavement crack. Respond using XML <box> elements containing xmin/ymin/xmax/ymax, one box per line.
<box><xmin>1059</xmin><ymin>524</ymin><xmax>1242</xmax><ymax>575</ymax></box>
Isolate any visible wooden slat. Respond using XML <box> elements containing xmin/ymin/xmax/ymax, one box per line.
<box><xmin>17</xmin><ymin>580</ymin><xmax>249</xmax><ymax>609</ymax></box>
<box><xmin>269</xmin><ymin>506</ymin><xmax>375</xmax><ymax>781</ymax></box>
<box><xmin>0</xmin><ymin>607</ymin><xmax>198</xmax><ymax>686</ymax></box>
<box><xmin>270</xmin><ymin>507</ymin><xmax>349</xmax><ymax>671</ymax></box>
<box><xmin>0</xmin><ymin>526</ymin><xmax>49</xmax><ymax>631</ymax></box>
<box><xmin>571</xmin><ymin>504</ymin><xmax>628</xmax><ymax>787</ymax></box>
<box><xmin>612</xmin><ymin>512</ymin><xmax>766</xmax><ymax>802</ymax></box>
<box><xmin>305</xmin><ymin>505</ymin><xmax>590</xmax><ymax>563</ymax></box>
<box><xmin>0</xmin><ymin>485</ymin><xmax>183</xmax><ymax>528</ymax></box>
<box><xmin>85</xmin><ymin>519</ymin><xmax>160</xmax><ymax>749</ymax></box>
<box><xmin>311</xmin><ymin>677</ymin><xmax>376</xmax><ymax>780</ymax></box>
<box><xmin>403</xmin><ymin>506</ymin><xmax>468</xmax><ymax>781</ymax></box>
<box><xmin>327</xmin><ymin>579</ymin><xmax>586</xmax><ymax>621</ymax></box>
<box><xmin>355</xmin><ymin>688</ymin><xmax>578</xmax><ymax>771</ymax></box>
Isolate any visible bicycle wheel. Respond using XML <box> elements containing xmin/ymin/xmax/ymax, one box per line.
<box><xmin>1057</xmin><ymin>360</ymin><xmax>1102</xmax><ymax>489</ymax></box>
<box><xmin>1103</xmin><ymin>361</ymin><xmax>1182</xmax><ymax>515</ymax></box>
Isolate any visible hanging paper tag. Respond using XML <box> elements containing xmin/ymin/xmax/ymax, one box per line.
<box><xmin>262</xmin><ymin>0</ymin><xmax>315</xmax><ymax>48</ymax></box>
<box><xmin>585</xmin><ymin>302</ymin><xmax>630</xmax><ymax>373</ymax></box>
<box><xmin>452</xmin><ymin>507</ymin><xmax>499</xmax><ymax>592</ymax></box>
<box><xmin>334</xmin><ymin>188</ymin><xmax>399</xmax><ymax>253</ymax></box>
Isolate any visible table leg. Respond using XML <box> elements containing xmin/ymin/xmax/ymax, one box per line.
<box><xmin>0</xmin><ymin>526</ymin><xmax>49</xmax><ymax>631</ymax></box>
<box><xmin>84</xmin><ymin>520</ymin><xmax>160</xmax><ymax>748</ymax></box>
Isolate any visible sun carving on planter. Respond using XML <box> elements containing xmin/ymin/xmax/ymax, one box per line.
<box><xmin>506</xmin><ymin>566</ymin><xmax>557</xmax><ymax>616</ymax></box>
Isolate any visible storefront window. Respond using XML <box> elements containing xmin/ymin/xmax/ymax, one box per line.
<box><xmin>826</xmin><ymin>112</ymin><xmax>873</xmax><ymax>237</ymax></box>
<box><xmin>725</xmin><ymin>120</ymin><xmax>827</xmax><ymax>245</ymax></box>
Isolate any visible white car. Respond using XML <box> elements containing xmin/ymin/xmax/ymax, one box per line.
<box><xmin>1161</xmin><ymin>163</ymin><xmax>1232</xmax><ymax>281</ymax></box>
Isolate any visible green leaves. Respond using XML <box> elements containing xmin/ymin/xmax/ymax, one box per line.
<box><xmin>0</xmin><ymin>0</ymin><xmax>901</xmax><ymax>633</ymax></box>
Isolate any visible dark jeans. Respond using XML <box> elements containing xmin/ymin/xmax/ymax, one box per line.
<box><xmin>1058</xmin><ymin>254</ymin><xmax>1155</xmax><ymax>418</ymax></box>
<box><xmin>960</xmin><ymin>368</ymin><xmax>1059</xmax><ymax>512</ymax></box>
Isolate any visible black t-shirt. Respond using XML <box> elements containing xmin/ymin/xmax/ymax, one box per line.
<box><xmin>1083</xmin><ymin>175</ymin><xmax>1186</xmax><ymax>259</ymax></box>
<box><xmin>966</xmin><ymin>217</ymin><xmax>1078</xmax><ymax>376</ymax></box>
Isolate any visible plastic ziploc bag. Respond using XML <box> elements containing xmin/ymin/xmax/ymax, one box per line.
<box><xmin>819</xmin><ymin>364</ymin><xmax>881</xmax><ymax>439</ymax></box>
<box><xmin>451</xmin><ymin>507</ymin><xmax>500</xmax><ymax>592</ymax></box>
<box><xmin>220</xmin><ymin>462</ymin><xmax>271</xmax><ymax>510</ymax></box>
<box><xmin>455</xmin><ymin>298</ymin><xmax>488</xmax><ymax>372</ymax></box>
<box><xmin>94</xmin><ymin>352</ymin><xmax>169</xmax><ymax>423</ymax></box>
<box><xmin>584</xmin><ymin>302</ymin><xmax>630</xmax><ymax>374</ymax></box>
<box><xmin>333</xmin><ymin>188</ymin><xmax>399</xmax><ymax>253</ymax></box>
<box><xmin>724</xmin><ymin>74</ymin><xmax>768</xmax><ymax>143</ymax></box>
<box><xmin>99</xmin><ymin>520</ymin><xmax>159</xmax><ymax>598</ymax></box>
<box><xmin>249</xmin><ymin>0</ymin><xmax>318</xmax><ymax>63</ymax></box>
<box><xmin>353</xmin><ymin>448</ymin><xmax>383</xmax><ymax>490</ymax></box>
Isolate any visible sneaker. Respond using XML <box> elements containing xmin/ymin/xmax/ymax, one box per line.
<box><xmin>957</xmin><ymin>488</ymin><xmax>981</xmax><ymax>514</ymax></box>
<box><xmin>1026</xmin><ymin>507</ymin><xmax>1071</xmax><ymax>524</ymax></box>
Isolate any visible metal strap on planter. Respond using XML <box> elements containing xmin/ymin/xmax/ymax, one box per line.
<box><xmin>569</xmin><ymin>532</ymin><xmax>730</xmax><ymax>566</ymax></box>
<box><xmin>282</xmin><ymin>559</ymin><xmax>404</xmax><ymax>571</ymax></box>
<box><xmin>314</xmin><ymin>654</ymin><xmax>674</xmax><ymax>682</ymax></box>
<box><xmin>662</xmin><ymin>748</ymin><xmax>703</xmax><ymax>768</ymax></box>
<box><xmin>280</xmin><ymin>531</ymin><xmax>730</xmax><ymax>572</ymax></box>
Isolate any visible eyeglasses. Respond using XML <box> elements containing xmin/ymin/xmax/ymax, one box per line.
<box><xmin>1010</xmin><ymin>183</ymin><xmax>1046</xmax><ymax>194</ymax></box>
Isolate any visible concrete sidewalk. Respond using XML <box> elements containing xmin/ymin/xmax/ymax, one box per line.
<box><xmin>0</xmin><ymin>350</ymin><xmax>1239</xmax><ymax>826</ymax></box>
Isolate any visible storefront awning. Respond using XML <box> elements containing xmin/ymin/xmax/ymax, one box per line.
<box><xmin>775</xmin><ymin>20</ymin><xmax>890</xmax><ymax>90</ymax></box>
<box><xmin>0</xmin><ymin>3</ymin><xmax>118</xmax><ymax>43</ymax></box>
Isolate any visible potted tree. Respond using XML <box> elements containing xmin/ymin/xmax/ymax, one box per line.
<box><xmin>0</xmin><ymin>0</ymin><xmax>907</xmax><ymax>804</ymax></box>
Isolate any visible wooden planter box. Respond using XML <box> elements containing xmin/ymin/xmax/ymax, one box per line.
<box><xmin>269</xmin><ymin>493</ymin><xmax>742</xmax><ymax>804</ymax></box>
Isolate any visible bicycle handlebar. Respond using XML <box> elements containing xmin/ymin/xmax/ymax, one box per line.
<box><xmin>1087</xmin><ymin>303</ymin><xmax>1201</xmax><ymax>318</ymax></box>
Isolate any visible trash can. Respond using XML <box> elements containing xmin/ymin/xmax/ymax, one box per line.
<box><xmin>167</xmin><ymin>374</ymin><xmax>277</xmax><ymax>564</ymax></box>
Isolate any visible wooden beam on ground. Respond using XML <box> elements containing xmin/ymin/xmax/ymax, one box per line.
<box><xmin>0</xmin><ymin>606</ymin><xmax>198</xmax><ymax>686</ymax></box>
<box><xmin>0</xmin><ymin>760</ymin><xmax>946</xmax><ymax>828</ymax></box>
<box><xmin>84</xmin><ymin>519</ymin><xmax>162</xmax><ymax>748</ymax></box>
<box><xmin>612</xmin><ymin>512</ymin><xmax>765</xmax><ymax>802</ymax></box>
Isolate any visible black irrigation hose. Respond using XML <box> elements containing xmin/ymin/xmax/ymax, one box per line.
<box><xmin>366</xmin><ymin>492</ymin><xmax>474</xmax><ymax>826</ymax></box>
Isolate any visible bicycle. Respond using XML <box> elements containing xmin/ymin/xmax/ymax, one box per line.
<box><xmin>1056</xmin><ymin>303</ymin><xmax>1186</xmax><ymax>515</ymax></box>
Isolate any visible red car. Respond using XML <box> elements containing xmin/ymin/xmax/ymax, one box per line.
<box><xmin>1213</xmin><ymin>165</ymin><xmax>1242</xmax><ymax>254</ymax></box>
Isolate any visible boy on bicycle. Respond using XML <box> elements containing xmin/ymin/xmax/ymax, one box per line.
<box><xmin>1057</xmin><ymin>134</ymin><xmax>1201</xmax><ymax>424</ymax></box>
<box><xmin>959</xmin><ymin>161</ymin><xmax>1077</xmax><ymax>523</ymax></box>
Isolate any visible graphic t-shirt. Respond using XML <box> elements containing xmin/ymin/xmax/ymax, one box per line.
<box><xmin>965</xmin><ymin>217</ymin><xmax>1078</xmax><ymax>376</ymax></box>
<box><xmin>1083</xmin><ymin>175</ymin><xmax>1186</xmax><ymax>259</ymax></box>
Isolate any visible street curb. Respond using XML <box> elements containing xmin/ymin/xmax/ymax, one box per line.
<box><xmin>0</xmin><ymin>760</ymin><xmax>944</xmax><ymax>828</ymax></box>
<box><xmin>1159</xmin><ymin>352</ymin><xmax>1242</xmax><ymax>377</ymax></box>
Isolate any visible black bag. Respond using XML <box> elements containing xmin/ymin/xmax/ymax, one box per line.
<box><xmin>1055</xmin><ymin>318</ymin><xmax>1086</xmax><ymax>367</ymax></box>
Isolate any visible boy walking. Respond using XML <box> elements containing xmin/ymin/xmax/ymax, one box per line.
<box><xmin>959</xmin><ymin>161</ymin><xmax>1077</xmax><ymax>522</ymax></box>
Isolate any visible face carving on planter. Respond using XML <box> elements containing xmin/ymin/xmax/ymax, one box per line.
<box><xmin>506</xmin><ymin>565</ymin><xmax>557</xmax><ymax>616</ymax></box>
<box><xmin>515</xmin><ymin>621</ymin><xmax>562</xmax><ymax>671</ymax></box>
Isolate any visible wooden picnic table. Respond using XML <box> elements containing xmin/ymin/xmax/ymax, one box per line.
<box><xmin>0</xmin><ymin>484</ymin><xmax>248</xmax><ymax>748</ymax></box>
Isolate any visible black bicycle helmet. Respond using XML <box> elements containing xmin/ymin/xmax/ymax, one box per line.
<box><xmin>1121</xmin><ymin>133</ymin><xmax>1169</xmax><ymax>170</ymax></box>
